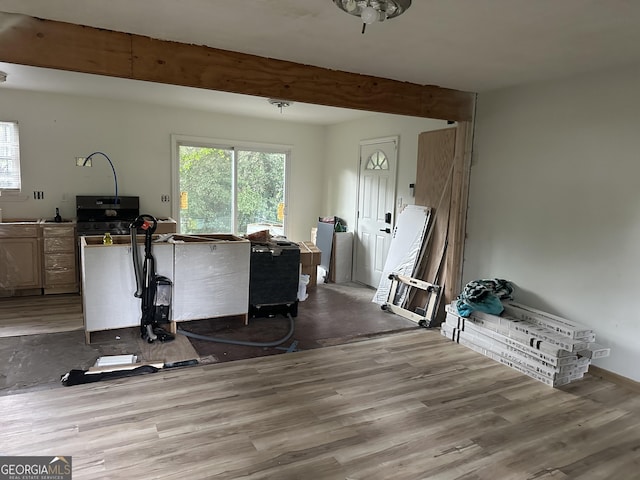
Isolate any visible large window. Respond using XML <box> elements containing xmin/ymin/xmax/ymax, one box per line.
<box><xmin>174</xmin><ymin>137</ymin><xmax>289</xmax><ymax>236</ymax></box>
<box><xmin>0</xmin><ymin>121</ymin><xmax>21</xmax><ymax>191</ymax></box>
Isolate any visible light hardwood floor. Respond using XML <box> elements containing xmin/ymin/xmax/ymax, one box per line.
<box><xmin>1</xmin><ymin>329</ymin><xmax>639</xmax><ymax>479</ymax></box>
<box><xmin>0</xmin><ymin>294</ymin><xmax>83</xmax><ymax>337</ymax></box>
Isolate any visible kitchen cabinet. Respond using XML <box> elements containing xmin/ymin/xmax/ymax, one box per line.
<box><xmin>79</xmin><ymin>233</ymin><xmax>251</xmax><ymax>342</ymax></box>
<box><xmin>80</xmin><ymin>235</ymin><xmax>174</xmax><ymax>343</ymax></box>
<box><xmin>172</xmin><ymin>234</ymin><xmax>250</xmax><ymax>323</ymax></box>
<box><xmin>41</xmin><ymin>222</ymin><xmax>79</xmax><ymax>294</ymax></box>
<box><xmin>0</xmin><ymin>222</ymin><xmax>42</xmax><ymax>295</ymax></box>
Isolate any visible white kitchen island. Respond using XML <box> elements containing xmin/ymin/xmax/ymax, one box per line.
<box><xmin>80</xmin><ymin>234</ymin><xmax>250</xmax><ymax>343</ymax></box>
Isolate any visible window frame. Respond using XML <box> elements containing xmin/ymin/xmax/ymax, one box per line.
<box><xmin>0</xmin><ymin>120</ymin><xmax>21</xmax><ymax>192</ymax></box>
<box><xmin>171</xmin><ymin>134</ymin><xmax>291</xmax><ymax>236</ymax></box>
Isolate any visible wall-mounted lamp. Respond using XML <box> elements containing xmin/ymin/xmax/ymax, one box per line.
<box><xmin>0</xmin><ymin>71</ymin><xmax>7</xmax><ymax>83</ymax></box>
<box><xmin>76</xmin><ymin>151</ymin><xmax>119</xmax><ymax>203</ymax></box>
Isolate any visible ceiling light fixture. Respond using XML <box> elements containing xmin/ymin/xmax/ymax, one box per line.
<box><xmin>333</xmin><ymin>0</ymin><xmax>412</xmax><ymax>34</ymax></box>
<box><xmin>268</xmin><ymin>98</ymin><xmax>293</xmax><ymax>113</ymax></box>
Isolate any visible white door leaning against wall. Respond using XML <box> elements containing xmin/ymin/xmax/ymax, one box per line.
<box><xmin>354</xmin><ymin>137</ymin><xmax>398</xmax><ymax>288</ymax></box>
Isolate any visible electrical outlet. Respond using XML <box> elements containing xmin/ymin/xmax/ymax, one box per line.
<box><xmin>161</xmin><ymin>194</ymin><xmax>170</xmax><ymax>202</ymax></box>
<box><xmin>33</xmin><ymin>191</ymin><xmax>44</xmax><ymax>200</ymax></box>
<box><xmin>76</xmin><ymin>157</ymin><xmax>91</xmax><ymax>167</ymax></box>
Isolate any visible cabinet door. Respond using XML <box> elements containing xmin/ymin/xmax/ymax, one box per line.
<box><xmin>0</xmin><ymin>238</ymin><xmax>42</xmax><ymax>289</ymax></box>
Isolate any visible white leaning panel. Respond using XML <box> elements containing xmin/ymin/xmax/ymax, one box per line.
<box><xmin>373</xmin><ymin>205</ymin><xmax>431</xmax><ymax>305</ymax></box>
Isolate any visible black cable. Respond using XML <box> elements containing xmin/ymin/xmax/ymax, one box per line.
<box><xmin>177</xmin><ymin>313</ymin><xmax>295</xmax><ymax>348</ymax></box>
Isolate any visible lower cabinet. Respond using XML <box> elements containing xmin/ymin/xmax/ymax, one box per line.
<box><xmin>42</xmin><ymin>224</ymin><xmax>79</xmax><ymax>294</ymax></box>
<box><xmin>79</xmin><ymin>234</ymin><xmax>251</xmax><ymax>342</ymax></box>
<box><xmin>0</xmin><ymin>221</ymin><xmax>80</xmax><ymax>296</ymax></box>
<box><xmin>80</xmin><ymin>238</ymin><xmax>174</xmax><ymax>341</ymax></box>
<box><xmin>172</xmin><ymin>236</ymin><xmax>250</xmax><ymax>322</ymax></box>
<box><xmin>0</xmin><ymin>237</ymin><xmax>42</xmax><ymax>292</ymax></box>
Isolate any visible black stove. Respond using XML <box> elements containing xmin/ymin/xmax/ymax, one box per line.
<box><xmin>76</xmin><ymin>195</ymin><xmax>140</xmax><ymax>236</ymax></box>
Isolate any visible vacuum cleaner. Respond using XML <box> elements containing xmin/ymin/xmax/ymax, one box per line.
<box><xmin>130</xmin><ymin>214</ymin><xmax>175</xmax><ymax>343</ymax></box>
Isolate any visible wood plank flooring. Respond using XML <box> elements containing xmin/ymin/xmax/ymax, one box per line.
<box><xmin>0</xmin><ymin>294</ymin><xmax>83</xmax><ymax>337</ymax></box>
<box><xmin>1</xmin><ymin>329</ymin><xmax>639</xmax><ymax>479</ymax></box>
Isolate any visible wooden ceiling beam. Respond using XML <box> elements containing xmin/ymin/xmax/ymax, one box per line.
<box><xmin>0</xmin><ymin>12</ymin><xmax>475</xmax><ymax>121</ymax></box>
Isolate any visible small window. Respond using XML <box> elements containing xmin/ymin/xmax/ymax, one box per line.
<box><xmin>0</xmin><ymin>121</ymin><xmax>21</xmax><ymax>191</ymax></box>
<box><xmin>365</xmin><ymin>150</ymin><xmax>389</xmax><ymax>170</ymax></box>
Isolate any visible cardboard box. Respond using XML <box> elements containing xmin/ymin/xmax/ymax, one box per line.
<box><xmin>441</xmin><ymin>326</ymin><xmax>583</xmax><ymax>387</ymax></box>
<box><xmin>155</xmin><ymin>217</ymin><xmax>177</xmax><ymax>234</ymax></box>
<box><xmin>301</xmin><ymin>265</ymin><xmax>318</xmax><ymax>288</ymax></box>
<box><xmin>576</xmin><ymin>343</ymin><xmax>611</xmax><ymax>359</ymax></box>
<box><xmin>298</xmin><ymin>241</ymin><xmax>321</xmax><ymax>288</ymax></box>
<box><xmin>298</xmin><ymin>241</ymin><xmax>321</xmax><ymax>267</ymax></box>
<box><xmin>503</xmin><ymin>301</ymin><xmax>594</xmax><ymax>340</ymax></box>
<box><xmin>445</xmin><ymin>304</ymin><xmax>589</xmax><ymax>353</ymax></box>
<box><xmin>443</xmin><ymin>317</ymin><xmax>577</xmax><ymax>368</ymax></box>
<box><xmin>442</xmin><ymin>323</ymin><xmax>588</xmax><ymax>379</ymax></box>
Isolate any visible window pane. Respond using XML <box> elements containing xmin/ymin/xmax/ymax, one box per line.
<box><xmin>365</xmin><ymin>150</ymin><xmax>389</xmax><ymax>170</ymax></box>
<box><xmin>0</xmin><ymin>121</ymin><xmax>21</xmax><ymax>190</ymax></box>
<box><xmin>236</xmin><ymin>150</ymin><xmax>285</xmax><ymax>236</ymax></box>
<box><xmin>179</xmin><ymin>145</ymin><xmax>232</xmax><ymax>234</ymax></box>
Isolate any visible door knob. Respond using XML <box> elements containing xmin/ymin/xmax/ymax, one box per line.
<box><xmin>380</xmin><ymin>228</ymin><xmax>391</xmax><ymax>233</ymax></box>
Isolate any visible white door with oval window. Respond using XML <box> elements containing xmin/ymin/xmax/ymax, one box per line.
<box><xmin>354</xmin><ymin>137</ymin><xmax>398</xmax><ymax>288</ymax></box>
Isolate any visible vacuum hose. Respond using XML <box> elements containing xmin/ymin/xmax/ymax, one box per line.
<box><xmin>177</xmin><ymin>313</ymin><xmax>295</xmax><ymax>348</ymax></box>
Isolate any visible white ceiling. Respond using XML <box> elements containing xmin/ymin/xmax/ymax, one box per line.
<box><xmin>1</xmin><ymin>0</ymin><xmax>640</xmax><ymax>123</ymax></box>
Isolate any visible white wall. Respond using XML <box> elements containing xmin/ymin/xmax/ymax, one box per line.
<box><xmin>0</xmin><ymin>89</ymin><xmax>326</xmax><ymax>242</ymax></box>
<box><xmin>467</xmin><ymin>63</ymin><xmax>640</xmax><ymax>381</ymax></box>
<box><xmin>323</xmin><ymin>114</ymin><xmax>448</xmax><ymax>230</ymax></box>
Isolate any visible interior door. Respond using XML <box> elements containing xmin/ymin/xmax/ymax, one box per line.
<box><xmin>354</xmin><ymin>137</ymin><xmax>398</xmax><ymax>287</ymax></box>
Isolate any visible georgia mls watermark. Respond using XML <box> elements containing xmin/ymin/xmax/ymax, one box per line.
<box><xmin>0</xmin><ymin>456</ymin><xmax>72</xmax><ymax>480</ymax></box>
